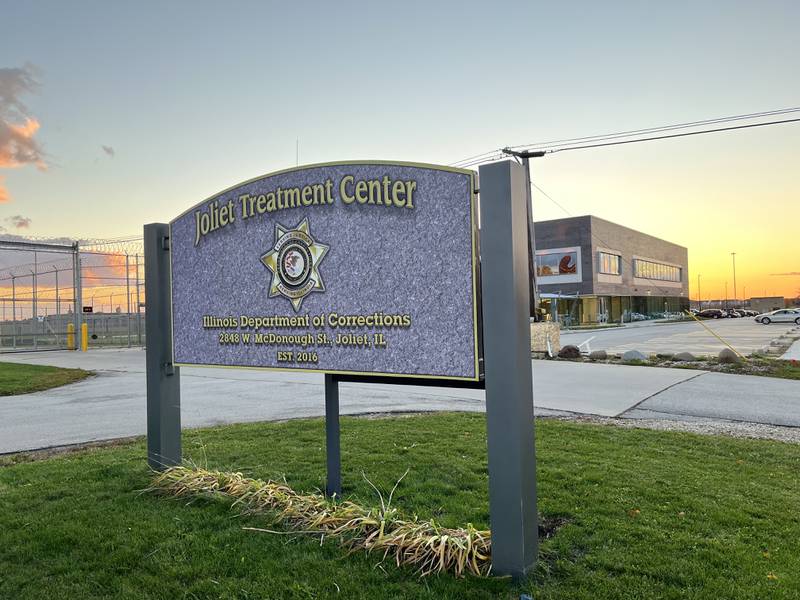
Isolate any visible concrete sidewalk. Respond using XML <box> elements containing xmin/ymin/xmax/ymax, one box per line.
<box><xmin>1</xmin><ymin>348</ymin><xmax>799</xmax><ymax>453</ymax></box>
<box><xmin>782</xmin><ymin>339</ymin><xmax>800</xmax><ymax>360</ymax></box>
<box><xmin>626</xmin><ymin>372</ymin><xmax>800</xmax><ymax>427</ymax></box>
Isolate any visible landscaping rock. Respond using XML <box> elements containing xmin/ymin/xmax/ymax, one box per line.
<box><xmin>558</xmin><ymin>344</ymin><xmax>582</xmax><ymax>359</ymax></box>
<box><xmin>530</xmin><ymin>321</ymin><xmax>561</xmax><ymax>354</ymax></box>
<box><xmin>621</xmin><ymin>350</ymin><xmax>648</xmax><ymax>362</ymax></box>
<box><xmin>589</xmin><ymin>350</ymin><xmax>608</xmax><ymax>360</ymax></box>
<box><xmin>673</xmin><ymin>352</ymin><xmax>697</xmax><ymax>362</ymax></box>
<box><xmin>718</xmin><ymin>348</ymin><xmax>742</xmax><ymax>364</ymax></box>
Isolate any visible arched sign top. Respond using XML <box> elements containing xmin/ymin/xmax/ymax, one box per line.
<box><xmin>169</xmin><ymin>161</ymin><xmax>480</xmax><ymax>381</ymax></box>
<box><xmin>170</xmin><ymin>160</ymin><xmax>477</xmax><ymax>225</ymax></box>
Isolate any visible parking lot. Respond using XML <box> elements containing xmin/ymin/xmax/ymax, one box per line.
<box><xmin>561</xmin><ymin>317</ymin><xmax>799</xmax><ymax>357</ymax></box>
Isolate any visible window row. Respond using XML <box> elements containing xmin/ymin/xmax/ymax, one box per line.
<box><xmin>633</xmin><ymin>259</ymin><xmax>681</xmax><ymax>282</ymax></box>
<box><xmin>598</xmin><ymin>252</ymin><xmax>621</xmax><ymax>275</ymax></box>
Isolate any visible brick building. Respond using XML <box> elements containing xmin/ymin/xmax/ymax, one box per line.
<box><xmin>533</xmin><ymin>215</ymin><xmax>690</xmax><ymax>325</ymax></box>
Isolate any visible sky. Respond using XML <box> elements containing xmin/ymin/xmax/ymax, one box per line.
<box><xmin>0</xmin><ymin>0</ymin><xmax>798</xmax><ymax>300</ymax></box>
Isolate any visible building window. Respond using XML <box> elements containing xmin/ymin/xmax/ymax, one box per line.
<box><xmin>599</xmin><ymin>252</ymin><xmax>621</xmax><ymax>275</ymax></box>
<box><xmin>536</xmin><ymin>250</ymin><xmax>578</xmax><ymax>277</ymax></box>
<box><xmin>633</xmin><ymin>259</ymin><xmax>681</xmax><ymax>282</ymax></box>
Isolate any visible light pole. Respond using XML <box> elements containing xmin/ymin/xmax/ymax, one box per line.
<box><xmin>731</xmin><ymin>252</ymin><xmax>737</xmax><ymax>308</ymax></box>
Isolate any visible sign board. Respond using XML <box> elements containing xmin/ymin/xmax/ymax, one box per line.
<box><xmin>82</xmin><ymin>306</ymin><xmax>93</xmax><ymax>313</ymax></box>
<box><xmin>169</xmin><ymin>161</ymin><xmax>479</xmax><ymax>380</ymax></box>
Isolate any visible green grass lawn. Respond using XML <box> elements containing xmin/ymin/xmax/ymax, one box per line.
<box><xmin>1</xmin><ymin>414</ymin><xmax>799</xmax><ymax>599</ymax></box>
<box><xmin>0</xmin><ymin>361</ymin><xmax>91</xmax><ymax>395</ymax></box>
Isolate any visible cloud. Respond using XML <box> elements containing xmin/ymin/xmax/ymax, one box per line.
<box><xmin>101</xmin><ymin>145</ymin><xmax>115</xmax><ymax>158</ymax></box>
<box><xmin>5</xmin><ymin>214</ymin><xmax>31</xmax><ymax>229</ymax></box>
<box><xmin>0</xmin><ymin>64</ymin><xmax>39</xmax><ymax>119</ymax></box>
<box><xmin>0</xmin><ymin>175</ymin><xmax>8</xmax><ymax>203</ymax></box>
<box><xmin>0</xmin><ymin>117</ymin><xmax>45</xmax><ymax>169</ymax></box>
<box><xmin>0</xmin><ymin>64</ymin><xmax>46</xmax><ymax>202</ymax></box>
<box><xmin>770</xmin><ymin>272</ymin><xmax>800</xmax><ymax>276</ymax></box>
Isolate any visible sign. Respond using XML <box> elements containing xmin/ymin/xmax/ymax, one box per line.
<box><xmin>170</xmin><ymin>161</ymin><xmax>479</xmax><ymax>380</ymax></box>
<box><xmin>82</xmin><ymin>306</ymin><xmax>93</xmax><ymax>313</ymax></box>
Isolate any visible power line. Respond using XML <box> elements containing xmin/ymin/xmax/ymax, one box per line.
<box><xmin>450</xmin><ymin>106</ymin><xmax>800</xmax><ymax>167</ymax></box>
<box><xmin>505</xmin><ymin>106</ymin><xmax>800</xmax><ymax>152</ymax></box>
<box><xmin>545</xmin><ymin>117</ymin><xmax>800</xmax><ymax>154</ymax></box>
<box><xmin>450</xmin><ymin>148</ymin><xmax>504</xmax><ymax>167</ymax></box>
<box><xmin>452</xmin><ymin>151</ymin><xmax>509</xmax><ymax>169</ymax></box>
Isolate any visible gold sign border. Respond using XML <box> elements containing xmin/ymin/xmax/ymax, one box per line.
<box><xmin>169</xmin><ymin>160</ymin><xmax>480</xmax><ymax>382</ymax></box>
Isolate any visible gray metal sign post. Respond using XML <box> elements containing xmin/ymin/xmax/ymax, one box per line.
<box><xmin>324</xmin><ymin>374</ymin><xmax>341</xmax><ymax>496</ymax></box>
<box><xmin>144</xmin><ymin>223</ymin><xmax>182</xmax><ymax>470</ymax></box>
<box><xmin>478</xmin><ymin>160</ymin><xmax>538</xmax><ymax>578</ymax></box>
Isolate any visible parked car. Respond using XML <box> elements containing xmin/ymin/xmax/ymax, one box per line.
<box><xmin>755</xmin><ymin>309</ymin><xmax>800</xmax><ymax>324</ymax></box>
<box><xmin>728</xmin><ymin>309</ymin><xmax>747</xmax><ymax>318</ymax></box>
<box><xmin>698</xmin><ymin>309</ymin><xmax>725</xmax><ymax>319</ymax></box>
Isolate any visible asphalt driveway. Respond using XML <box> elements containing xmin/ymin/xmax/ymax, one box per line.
<box><xmin>561</xmin><ymin>317</ymin><xmax>799</xmax><ymax>356</ymax></box>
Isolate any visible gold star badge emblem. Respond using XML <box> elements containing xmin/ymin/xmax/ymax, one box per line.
<box><xmin>261</xmin><ymin>218</ymin><xmax>329</xmax><ymax>312</ymax></box>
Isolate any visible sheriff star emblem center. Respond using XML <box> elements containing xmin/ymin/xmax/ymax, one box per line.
<box><xmin>260</xmin><ymin>218</ymin><xmax>329</xmax><ymax>311</ymax></box>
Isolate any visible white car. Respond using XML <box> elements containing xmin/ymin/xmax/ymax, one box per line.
<box><xmin>755</xmin><ymin>309</ymin><xmax>800</xmax><ymax>324</ymax></box>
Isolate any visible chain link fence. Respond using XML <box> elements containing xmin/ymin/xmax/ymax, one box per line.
<box><xmin>0</xmin><ymin>237</ymin><xmax>146</xmax><ymax>352</ymax></box>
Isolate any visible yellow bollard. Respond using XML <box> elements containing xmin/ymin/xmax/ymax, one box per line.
<box><xmin>81</xmin><ymin>323</ymin><xmax>89</xmax><ymax>352</ymax></box>
<box><xmin>67</xmin><ymin>323</ymin><xmax>75</xmax><ymax>350</ymax></box>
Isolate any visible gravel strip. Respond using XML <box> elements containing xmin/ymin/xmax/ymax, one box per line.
<box><xmin>355</xmin><ymin>411</ymin><xmax>800</xmax><ymax>445</ymax></box>
<box><xmin>551</xmin><ymin>414</ymin><xmax>800</xmax><ymax>444</ymax></box>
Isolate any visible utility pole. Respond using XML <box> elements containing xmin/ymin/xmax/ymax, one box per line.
<box><xmin>501</xmin><ymin>148</ymin><xmax>546</xmax><ymax>319</ymax></box>
<box><xmin>731</xmin><ymin>252</ymin><xmax>737</xmax><ymax>308</ymax></box>
<box><xmin>725</xmin><ymin>281</ymin><xmax>728</xmax><ymax>310</ymax></box>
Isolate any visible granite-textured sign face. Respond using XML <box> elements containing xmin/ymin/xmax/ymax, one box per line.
<box><xmin>170</xmin><ymin>161</ymin><xmax>479</xmax><ymax>380</ymax></box>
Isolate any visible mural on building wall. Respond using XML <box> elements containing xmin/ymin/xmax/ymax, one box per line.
<box><xmin>536</xmin><ymin>251</ymin><xmax>577</xmax><ymax>277</ymax></box>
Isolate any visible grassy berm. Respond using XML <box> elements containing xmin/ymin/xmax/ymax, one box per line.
<box><xmin>0</xmin><ymin>361</ymin><xmax>91</xmax><ymax>395</ymax></box>
<box><xmin>1</xmin><ymin>414</ymin><xmax>799</xmax><ymax>599</ymax></box>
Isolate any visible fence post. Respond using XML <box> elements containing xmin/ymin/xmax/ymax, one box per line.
<box><xmin>11</xmin><ymin>275</ymin><xmax>16</xmax><ymax>350</ymax></box>
<box><xmin>135</xmin><ymin>253</ymin><xmax>142</xmax><ymax>345</ymax></box>
<box><xmin>478</xmin><ymin>160</ymin><xmax>538</xmax><ymax>579</ymax></box>
<box><xmin>144</xmin><ymin>223</ymin><xmax>181</xmax><ymax>470</ymax></box>
<box><xmin>54</xmin><ymin>266</ymin><xmax>60</xmax><ymax>347</ymax></box>
<box><xmin>126</xmin><ymin>253</ymin><xmax>131</xmax><ymax>347</ymax></box>
<box><xmin>32</xmin><ymin>251</ymin><xmax>37</xmax><ymax>350</ymax></box>
<box><xmin>73</xmin><ymin>243</ymin><xmax>83</xmax><ymax>351</ymax></box>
